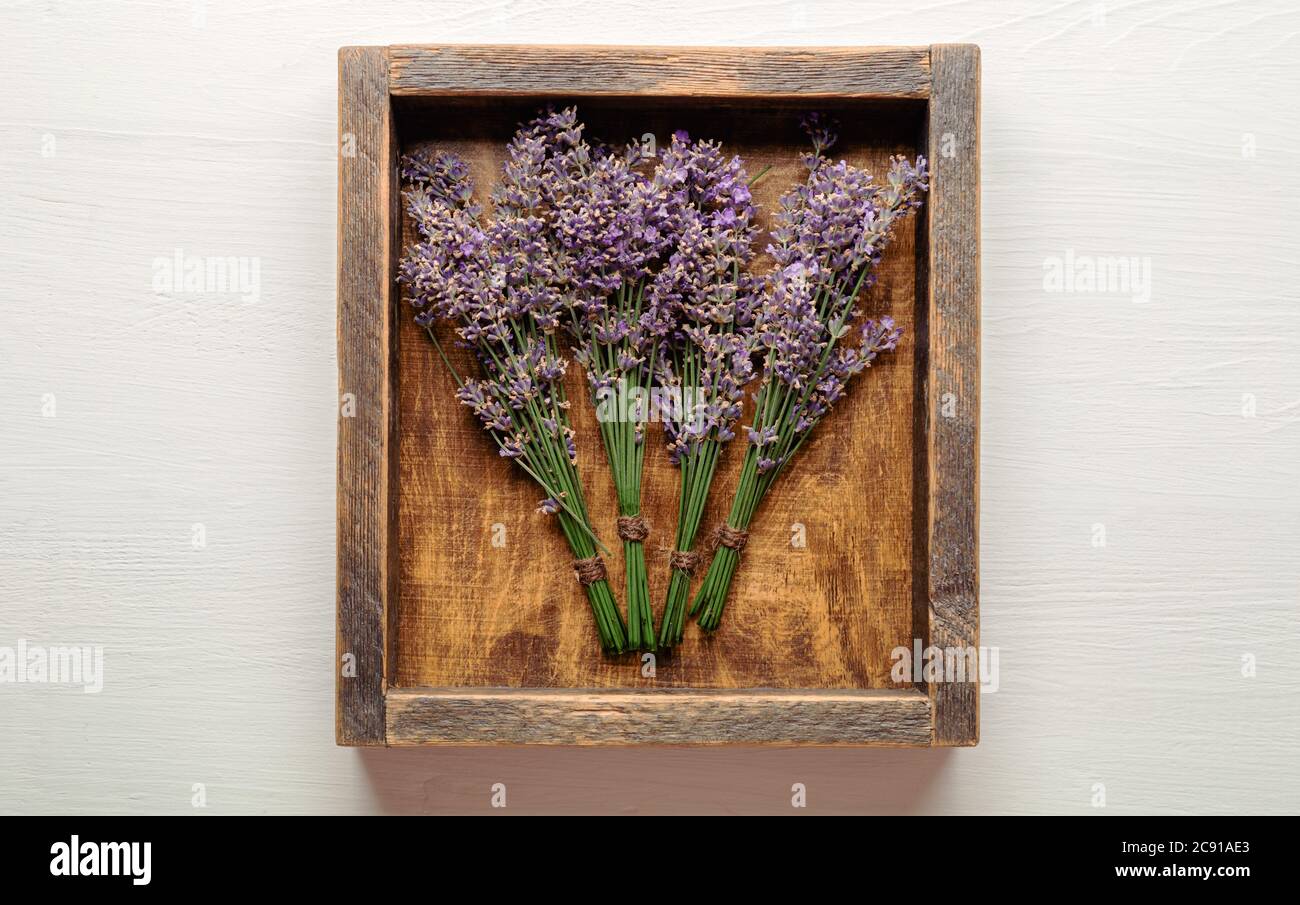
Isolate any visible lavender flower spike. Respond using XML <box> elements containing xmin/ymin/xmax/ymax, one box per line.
<box><xmin>642</xmin><ymin>130</ymin><xmax>760</xmax><ymax>647</ymax></box>
<box><xmin>541</xmin><ymin>109</ymin><xmax>688</xmax><ymax>651</ymax></box>
<box><xmin>396</xmin><ymin>123</ymin><xmax>628</xmax><ymax>655</ymax></box>
<box><xmin>690</xmin><ymin>115</ymin><xmax>929</xmax><ymax>633</ymax></box>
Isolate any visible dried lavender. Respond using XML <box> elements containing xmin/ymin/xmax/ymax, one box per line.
<box><xmin>645</xmin><ymin>132</ymin><xmax>760</xmax><ymax>647</ymax></box>
<box><xmin>397</xmin><ymin>124</ymin><xmax>628</xmax><ymax>654</ymax></box>
<box><xmin>542</xmin><ymin>112</ymin><xmax>686</xmax><ymax>651</ymax></box>
<box><xmin>690</xmin><ymin>115</ymin><xmax>929</xmax><ymax>631</ymax></box>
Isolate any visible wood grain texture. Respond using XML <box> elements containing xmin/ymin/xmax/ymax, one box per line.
<box><xmin>7</xmin><ymin>0</ymin><xmax>1300</xmax><ymax>812</ymax></box>
<box><xmin>393</xmin><ymin>99</ymin><xmax>925</xmax><ymax>698</ymax></box>
<box><xmin>336</xmin><ymin>46</ymin><xmax>395</xmax><ymax>745</ymax></box>
<box><xmin>389</xmin><ymin>45</ymin><xmax>930</xmax><ymax>98</ymax></box>
<box><xmin>387</xmin><ymin>687</ymin><xmax>932</xmax><ymax>746</ymax></box>
<box><xmin>924</xmin><ymin>44</ymin><xmax>980</xmax><ymax>746</ymax></box>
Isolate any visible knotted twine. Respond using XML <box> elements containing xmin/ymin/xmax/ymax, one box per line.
<box><xmin>710</xmin><ymin>522</ymin><xmax>749</xmax><ymax>554</ymax></box>
<box><xmin>668</xmin><ymin>549</ymin><xmax>700</xmax><ymax>576</ymax></box>
<box><xmin>572</xmin><ymin>555</ymin><xmax>607</xmax><ymax>586</ymax></box>
<box><xmin>616</xmin><ymin>514</ymin><xmax>650</xmax><ymax>542</ymax></box>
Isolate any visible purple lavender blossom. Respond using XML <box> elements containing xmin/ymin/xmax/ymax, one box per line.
<box><xmin>746</xmin><ymin>116</ymin><xmax>929</xmax><ymax>475</ymax></box>
<box><xmin>396</xmin><ymin>119</ymin><xmax>581</xmax><ymax>473</ymax></box>
<box><xmin>641</xmin><ymin>131</ymin><xmax>763</xmax><ymax>649</ymax></box>
<box><xmin>396</xmin><ymin>110</ymin><xmax>629</xmax><ymax>653</ymax></box>
<box><xmin>512</xmin><ymin>113</ymin><xmax>691</xmax><ymax>436</ymax></box>
<box><xmin>644</xmin><ymin>131</ymin><xmax>761</xmax><ymax>463</ymax></box>
<box><xmin>689</xmin><ymin>116</ymin><xmax>929</xmax><ymax>636</ymax></box>
<box><xmin>400</xmin><ymin>150</ymin><xmax>477</xmax><ymax>211</ymax></box>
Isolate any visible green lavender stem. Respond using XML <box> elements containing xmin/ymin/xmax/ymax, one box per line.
<box><xmin>588</xmin><ymin>279</ymin><xmax>655</xmax><ymax>651</ymax></box>
<box><xmin>423</xmin><ymin>325</ymin><xmax>625</xmax><ymax>652</ymax></box>
<box><xmin>690</xmin><ymin>442</ymin><xmax>763</xmax><ymax>631</ymax></box>
<box><xmin>689</xmin><ymin>267</ymin><xmax>885</xmax><ymax>631</ymax></box>
<box><xmin>623</xmin><ymin>535</ymin><xmax>652</xmax><ymax>648</ymax></box>
<box><xmin>554</xmin><ymin>518</ymin><xmax>625</xmax><ymax>652</ymax></box>
<box><xmin>659</xmin><ymin>438</ymin><xmax>721</xmax><ymax>647</ymax></box>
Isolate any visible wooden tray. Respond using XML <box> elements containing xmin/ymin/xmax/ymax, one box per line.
<box><xmin>337</xmin><ymin>45</ymin><xmax>980</xmax><ymax>746</ymax></box>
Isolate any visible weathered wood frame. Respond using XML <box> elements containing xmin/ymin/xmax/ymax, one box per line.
<box><xmin>338</xmin><ymin>44</ymin><xmax>979</xmax><ymax>747</ymax></box>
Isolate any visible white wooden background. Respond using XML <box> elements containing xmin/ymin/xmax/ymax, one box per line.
<box><xmin>2</xmin><ymin>0</ymin><xmax>1297</xmax><ymax>815</ymax></box>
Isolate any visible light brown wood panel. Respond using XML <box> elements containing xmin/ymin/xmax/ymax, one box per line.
<box><xmin>336</xmin><ymin>46</ymin><xmax>395</xmax><ymax>745</ymax></box>
<box><xmin>389</xmin><ymin>45</ymin><xmax>931</xmax><ymax>98</ymax></box>
<box><xmin>925</xmin><ymin>45</ymin><xmax>981</xmax><ymax>745</ymax></box>
<box><xmin>386</xmin><ymin>687</ymin><xmax>933</xmax><ymax>746</ymax></box>
<box><xmin>391</xmin><ymin>98</ymin><xmax>925</xmax><ymax>691</ymax></box>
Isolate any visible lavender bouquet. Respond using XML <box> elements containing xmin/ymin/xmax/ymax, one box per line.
<box><xmin>690</xmin><ymin>116</ymin><xmax>929</xmax><ymax>631</ymax></box>
<box><xmin>645</xmin><ymin>132</ymin><xmax>760</xmax><ymax>648</ymax></box>
<box><xmin>396</xmin><ymin>125</ymin><xmax>628</xmax><ymax>654</ymax></box>
<box><xmin>542</xmin><ymin>113</ymin><xmax>685</xmax><ymax>651</ymax></box>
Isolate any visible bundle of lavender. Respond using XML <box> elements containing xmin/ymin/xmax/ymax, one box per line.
<box><xmin>690</xmin><ymin>116</ymin><xmax>930</xmax><ymax>631</ymax></box>
<box><xmin>396</xmin><ymin>122</ymin><xmax>628</xmax><ymax>654</ymax></box>
<box><xmin>645</xmin><ymin>132</ymin><xmax>760</xmax><ymax>648</ymax></box>
<box><xmin>541</xmin><ymin>112</ymin><xmax>686</xmax><ymax>651</ymax></box>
